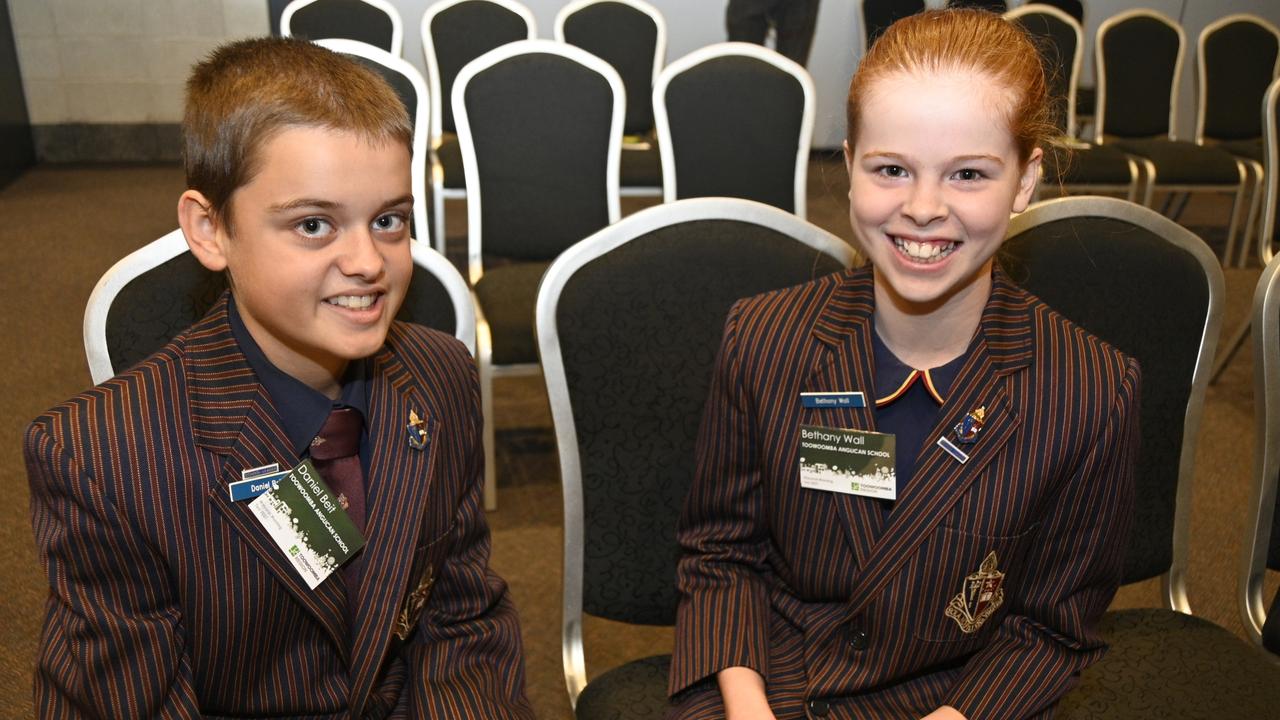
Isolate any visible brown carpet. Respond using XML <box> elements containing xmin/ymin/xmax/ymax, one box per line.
<box><xmin>0</xmin><ymin>158</ymin><xmax>1273</xmax><ymax>719</ymax></box>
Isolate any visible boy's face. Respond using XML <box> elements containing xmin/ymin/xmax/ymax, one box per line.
<box><xmin>215</xmin><ymin>126</ymin><xmax>413</xmax><ymax>395</ymax></box>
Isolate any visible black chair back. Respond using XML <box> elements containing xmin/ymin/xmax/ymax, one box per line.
<box><xmin>283</xmin><ymin>0</ymin><xmax>397</xmax><ymax>53</ymax></box>
<box><xmin>860</xmin><ymin>0</ymin><xmax>925</xmax><ymax>50</ymax></box>
<box><xmin>657</xmin><ymin>45</ymin><xmax>811</xmax><ymax>215</ymax></box>
<box><xmin>456</xmin><ymin>41</ymin><xmax>621</xmax><ymax>262</ymax></box>
<box><xmin>106</xmin><ymin>254</ymin><xmax>226</xmax><ymax>374</ymax></box>
<box><xmin>1003</xmin><ymin>197</ymin><xmax>1222</xmax><ymax>588</ymax></box>
<box><xmin>1199</xmin><ymin>16</ymin><xmax>1280</xmax><ymax>142</ymax></box>
<box><xmin>559</xmin><ymin>0</ymin><xmax>663</xmax><ymax>136</ymax></box>
<box><xmin>1098</xmin><ymin>11</ymin><xmax>1181</xmax><ymax>140</ymax></box>
<box><xmin>945</xmin><ymin>0</ymin><xmax>1007</xmax><ymax>11</ymax></box>
<box><xmin>1009</xmin><ymin>5</ymin><xmax>1081</xmax><ymax>135</ymax></box>
<box><xmin>426</xmin><ymin>0</ymin><xmax>532</xmax><ymax>135</ymax></box>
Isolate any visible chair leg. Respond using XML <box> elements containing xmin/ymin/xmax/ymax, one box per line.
<box><xmin>1222</xmin><ymin>172</ymin><xmax>1246</xmax><ymax>269</ymax></box>
<box><xmin>475</xmin><ymin>315</ymin><xmax>498</xmax><ymax>512</ymax></box>
<box><xmin>1240</xmin><ymin>161</ymin><xmax>1264</xmax><ymax>268</ymax></box>
<box><xmin>1209</xmin><ymin>314</ymin><xmax>1252</xmax><ymax>385</ymax></box>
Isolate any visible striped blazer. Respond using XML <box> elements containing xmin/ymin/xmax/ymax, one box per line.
<box><xmin>669</xmin><ymin>267</ymin><xmax>1139</xmax><ymax>719</ymax></box>
<box><xmin>26</xmin><ymin>295</ymin><xmax>532</xmax><ymax>719</ymax></box>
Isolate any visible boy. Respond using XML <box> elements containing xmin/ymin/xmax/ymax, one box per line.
<box><xmin>25</xmin><ymin>38</ymin><xmax>533</xmax><ymax>718</ymax></box>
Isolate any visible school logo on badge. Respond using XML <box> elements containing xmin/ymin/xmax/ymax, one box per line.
<box><xmin>944</xmin><ymin>551</ymin><xmax>1005</xmax><ymax>634</ymax></box>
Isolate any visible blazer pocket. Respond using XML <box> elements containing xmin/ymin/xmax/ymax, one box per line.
<box><xmin>908</xmin><ymin>523</ymin><xmax>1038</xmax><ymax>644</ymax></box>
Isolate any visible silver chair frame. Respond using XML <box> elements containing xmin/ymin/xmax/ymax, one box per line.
<box><xmin>653</xmin><ymin>42</ymin><xmax>815</xmax><ymax>219</ymax></box>
<box><xmin>1242</xmin><ymin>78</ymin><xmax>1280</xmax><ymax>647</ymax></box>
<box><xmin>281</xmin><ymin>0</ymin><xmax>404</xmax><ymax>56</ymax></box>
<box><xmin>84</xmin><ymin>230</ymin><xmax>474</xmax><ymax>385</ymax></box>
<box><xmin>315</xmin><ymin>38</ymin><xmax>430</xmax><ymax>249</ymax></box>
<box><xmin>536</xmin><ymin>197</ymin><xmax>855</xmax><ymax>708</ymax></box>
<box><xmin>1006</xmin><ymin>195</ymin><xmax>1224</xmax><ymax>614</ymax></box>
<box><xmin>1095</xmin><ymin>9</ymin><xmax>1249</xmax><ymax>266</ymax></box>
<box><xmin>421</xmin><ymin>0</ymin><xmax>537</xmax><ymax>253</ymax></box>
<box><xmin>1005</xmin><ymin>4</ymin><xmax>1141</xmax><ymax>202</ymax></box>
<box><xmin>1195</xmin><ymin>14</ymin><xmax>1279</xmax><ymax>268</ymax></box>
<box><xmin>454</xmin><ymin>38</ymin><xmax>624</xmax><ymax>511</ymax></box>
<box><xmin>555</xmin><ymin>0</ymin><xmax>668</xmax><ymax>198</ymax></box>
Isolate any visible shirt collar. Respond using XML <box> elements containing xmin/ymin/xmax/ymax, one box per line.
<box><xmin>871</xmin><ymin>324</ymin><xmax>971</xmax><ymax>408</ymax></box>
<box><xmin>227</xmin><ymin>294</ymin><xmax>369</xmax><ymax>456</ymax></box>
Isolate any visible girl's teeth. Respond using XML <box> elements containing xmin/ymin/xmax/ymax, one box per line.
<box><xmin>893</xmin><ymin>237</ymin><xmax>956</xmax><ymax>264</ymax></box>
<box><xmin>328</xmin><ymin>295</ymin><xmax>376</xmax><ymax>309</ymax></box>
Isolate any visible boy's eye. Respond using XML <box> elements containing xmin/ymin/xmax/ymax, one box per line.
<box><xmin>297</xmin><ymin>217</ymin><xmax>333</xmax><ymax>237</ymax></box>
<box><xmin>373</xmin><ymin>213</ymin><xmax>407</xmax><ymax>232</ymax></box>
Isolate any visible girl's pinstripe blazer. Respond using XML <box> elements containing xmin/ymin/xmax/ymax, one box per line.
<box><xmin>25</xmin><ymin>296</ymin><xmax>532</xmax><ymax>719</ymax></box>
<box><xmin>669</xmin><ymin>266</ymin><xmax>1139</xmax><ymax>719</ymax></box>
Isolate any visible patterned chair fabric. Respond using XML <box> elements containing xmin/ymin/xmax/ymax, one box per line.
<box><xmin>281</xmin><ymin>0</ymin><xmax>401</xmax><ymax>55</ymax></box>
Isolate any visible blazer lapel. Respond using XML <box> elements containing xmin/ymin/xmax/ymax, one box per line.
<box><xmin>842</xmin><ymin>269</ymin><xmax>1035</xmax><ymax>618</ymax></box>
<box><xmin>188</xmin><ymin>298</ymin><xmax>350</xmax><ymax>660</ymax></box>
<box><xmin>803</xmin><ymin>270</ymin><xmax>883</xmax><ymax>567</ymax></box>
<box><xmin>346</xmin><ymin>344</ymin><xmax>438</xmax><ymax>716</ymax></box>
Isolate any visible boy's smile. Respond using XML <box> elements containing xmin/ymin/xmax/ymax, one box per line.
<box><xmin>191</xmin><ymin>125</ymin><xmax>414</xmax><ymax>397</ymax></box>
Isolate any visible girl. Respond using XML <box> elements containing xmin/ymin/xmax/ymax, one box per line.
<box><xmin>668</xmin><ymin>10</ymin><xmax>1138</xmax><ymax>719</ymax></box>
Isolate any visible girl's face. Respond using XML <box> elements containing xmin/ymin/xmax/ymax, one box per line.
<box><xmin>845</xmin><ymin>69</ymin><xmax>1041</xmax><ymax>314</ymax></box>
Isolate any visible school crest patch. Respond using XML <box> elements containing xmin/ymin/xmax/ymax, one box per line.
<box><xmin>944</xmin><ymin>551</ymin><xmax>1005</xmax><ymax>634</ymax></box>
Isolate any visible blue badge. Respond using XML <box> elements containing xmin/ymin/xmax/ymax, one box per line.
<box><xmin>228</xmin><ymin>470</ymin><xmax>290</xmax><ymax>502</ymax></box>
<box><xmin>800</xmin><ymin>392</ymin><xmax>867</xmax><ymax>409</ymax></box>
<box><xmin>936</xmin><ymin>436</ymin><xmax>970</xmax><ymax>464</ymax></box>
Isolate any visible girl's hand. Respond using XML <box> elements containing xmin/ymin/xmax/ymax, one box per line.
<box><xmin>717</xmin><ymin>666</ymin><xmax>777</xmax><ymax>719</ymax></box>
<box><xmin>920</xmin><ymin>707</ymin><xmax>967</xmax><ymax>720</ymax></box>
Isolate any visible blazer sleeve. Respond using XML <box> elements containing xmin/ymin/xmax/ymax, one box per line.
<box><xmin>669</xmin><ymin>302</ymin><xmax>773</xmax><ymax>697</ymax></box>
<box><xmin>944</xmin><ymin>356</ymin><xmax>1141</xmax><ymax>718</ymax></box>
<box><xmin>400</xmin><ymin>359</ymin><xmax>534</xmax><ymax>719</ymax></box>
<box><xmin>26</xmin><ymin>418</ymin><xmax>204</xmax><ymax>719</ymax></box>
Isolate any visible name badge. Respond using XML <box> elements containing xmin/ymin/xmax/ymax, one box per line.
<box><xmin>248</xmin><ymin>459</ymin><xmax>367</xmax><ymax>589</ymax></box>
<box><xmin>798</xmin><ymin>424</ymin><xmax>897</xmax><ymax>500</ymax></box>
<box><xmin>228</xmin><ymin>471</ymin><xmax>290</xmax><ymax>502</ymax></box>
<box><xmin>801</xmin><ymin>391</ymin><xmax>867</xmax><ymax>408</ymax></box>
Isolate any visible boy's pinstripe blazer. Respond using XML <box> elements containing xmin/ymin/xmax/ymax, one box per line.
<box><xmin>26</xmin><ymin>295</ymin><xmax>532</xmax><ymax>719</ymax></box>
<box><xmin>669</xmin><ymin>267</ymin><xmax>1139</xmax><ymax>719</ymax></box>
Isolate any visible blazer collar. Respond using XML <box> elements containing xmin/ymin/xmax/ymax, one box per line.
<box><xmin>186</xmin><ymin>296</ymin><xmax>439</xmax><ymax>711</ymax></box>
<box><xmin>802</xmin><ymin>265</ymin><xmax>1036</xmax><ymax>630</ymax></box>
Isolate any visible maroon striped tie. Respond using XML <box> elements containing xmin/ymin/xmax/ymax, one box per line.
<box><xmin>311</xmin><ymin>407</ymin><xmax>366</xmax><ymax>534</ymax></box>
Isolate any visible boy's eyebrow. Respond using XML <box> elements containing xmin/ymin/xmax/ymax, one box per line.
<box><xmin>268</xmin><ymin>195</ymin><xmax>415</xmax><ymax>213</ymax></box>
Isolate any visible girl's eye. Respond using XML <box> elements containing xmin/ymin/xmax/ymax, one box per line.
<box><xmin>954</xmin><ymin>168</ymin><xmax>983</xmax><ymax>181</ymax></box>
<box><xmin>297</xmin><ymin>217</ymin><xmax>333</xmax><ymax>237</ymax></box>
<box><xmin>373</xmin><ymin>213</ymin><xmax>407</xmax><ymax>232</ymax></box>
<box><xmin>878</xmin><ymin>165</ymin><xmax>907</xmax><ymax>178</ymax></box>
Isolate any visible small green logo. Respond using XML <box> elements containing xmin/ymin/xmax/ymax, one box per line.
<box><xmin>850</xmin><ymin>482</ymin><xmax>860</xmax><ymax>492</ymax></box>
<box><xmin>288</xmin><ymin>544</ymin><xmax>300</xmax><ymax>556</ymax></box>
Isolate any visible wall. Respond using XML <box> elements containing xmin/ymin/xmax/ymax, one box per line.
<box><xmin>1</xmin><ymin>0</ymin><xmax>35</xmax><ymax>185</ymax></box>
<box><xmin>10</xmin><ymin>0</ymin><xmax>1280</xmax><ymax>160</ymax></box>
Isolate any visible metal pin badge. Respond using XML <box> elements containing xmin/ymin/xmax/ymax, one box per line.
<box><xmin>953</xmin><ymin>406</ymin><xmax>986</xmax><ymax>445</ymax></box>
<box><xmin>406</xmin><ymin>410</ymin><xmax>429</xmax><ymax>450</ymax></box>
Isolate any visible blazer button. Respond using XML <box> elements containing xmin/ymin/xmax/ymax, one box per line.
<box><xmin>808</xmin><ymin>699</ymin><xmax>831</xmax><ymax>717</ymax></box>
<box><xmin>849</xmin><ymin>626</ymin><xmax>870</xmax><ymax>651</ymax></box>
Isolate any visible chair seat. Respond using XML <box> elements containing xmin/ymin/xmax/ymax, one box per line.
<box><xmin>473</xmin><ymin>262</ymin><xmax>551</xmax><ymax>365</ymax></box>
<box><xmin>1056</xmin><ymin>608</ymin><xmax>1280</xmax><ymax>719</ymax></box>
<box><xmin>622</xmin><ymin>144</ymin><xmax>662</xmax><ymax>188</ymax></box>
<box><xmin>436</xmin><ymin>133</ymin><xmax>465</xmax><ymax>190</ymax></box>
<box><xmin>1111</xmin><ymin>138</ymin><xmax>1242</xmax><ymax>185</ymax></box>
<box><xmin>1215</xmin><ymin>138</ymin><xmax>1264</xmax><ymax>164</ymax></box>
<box><xmin>575</xmin><ymin>654</ymin><xmax>671</xmax><ymax>720</ymax></box>
<box><xmin>1050</xmin><ymin>144</ymin><xmax>1135</xmax><ymax>185</ymax></box>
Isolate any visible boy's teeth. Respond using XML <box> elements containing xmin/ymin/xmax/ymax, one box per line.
<box><xmin>893</xmin><ymin>237</ymin><xmax>956</xmax><ymax>264</ymax></box>
<box><xmin>327</xmin><ymin>295</ymin><xmax>376</xmax><ymax>309</ymax></box>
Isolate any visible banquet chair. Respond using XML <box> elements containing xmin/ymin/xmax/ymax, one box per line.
<box><xmin>537</xmin><ymin>197</ymin><xmax>855</xmax><ymax>719</ymax></box>
<box><xmin>654</xmin><ymin>43</ymin><xmax>814</xmax><ymax>218</ymax></box>
<box><xmin>1001</xmin><ymin>196</ymin><xmax>1280</xmax><ymax>716</ymax></box>
<box><xmin>1095</xmin><ymin>9</ymin><xmax>1250</xmax><ymax>265</ymax></box>
<box><xmin>1243</xmin><ymin>248</ymin><xmax>1280</xmax><ymax>659</ymax></box>
<box><xmin>1025</xmin><ymin>0</ymin><xmax>1083</xmax><ymax>24</ymax></box>
<box><xmin>421</xmin><ymin>0</ymin><xmax>536</xmax><ymax>253</ymax></box>
<box><xmin>84</xmin><ymin>230</ymin><xmax>475</xmax><ymax>385</ymax></box>
<box><xmin>315</xmin><ymin>38</ymin><xmax>430</xmax><ymax>248</ymax></box>
<box><xmin>1196</xmin><ymin>14</ymin><xmax>1280</xmax><ymax>267</ymax></box>
<box><xmin>555</xmin><ymin>0</ymin><xmax>667</xmax><ymax>198</ymax></box>
<box><xmin>1004</xmin><ymin>3</ymin><xmax>1140</xmax><ymax>201</ymax></box>
<box><xmin>454</xmin><ymin>39</ymin><xmax>623</xmax><ymax>510</ymax></box>
<box><xmin>280</xmin><ymin>0</ymin><xmax>402</xmax><ymax>56</ymax></box>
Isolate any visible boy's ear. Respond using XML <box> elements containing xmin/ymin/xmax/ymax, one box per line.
<box><xmin>178</xmin><ymin>189</ymin><xmax>228</xmax><ymax>272</ymax></box>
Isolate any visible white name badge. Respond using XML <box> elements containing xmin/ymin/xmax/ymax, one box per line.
<box><xmin>798</xmin><ymin>424</ymin><xmax>897</xmax><ymax>501</ymax></box>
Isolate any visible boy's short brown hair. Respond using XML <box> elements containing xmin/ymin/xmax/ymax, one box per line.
<box><xmin>183</xmin><ymin>37</ymin><xmax>413</xmax><ymax>226</ymax></box>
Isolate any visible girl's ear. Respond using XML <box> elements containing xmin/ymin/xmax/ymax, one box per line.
<box><xmin>1012</xmin><ymin>147</ymin><xmax>1043</xmax><ymax>213</ymax></box>
<box><xmin>178</xmin><ymin>190</ymin><xmax>229</xmax><ymax>272</ymax></box>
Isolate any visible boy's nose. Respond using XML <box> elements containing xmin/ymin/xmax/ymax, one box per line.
<box><xmin>340</xmin><ymin>228</ymin><xmax>386</xmax><ymax>279</ymax></box>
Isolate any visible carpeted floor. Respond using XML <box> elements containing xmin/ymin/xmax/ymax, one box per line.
<box><xmin>0</xmin><ymin>158</ymin><xmax>1273</xmax><ymax>719</ymax></box>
